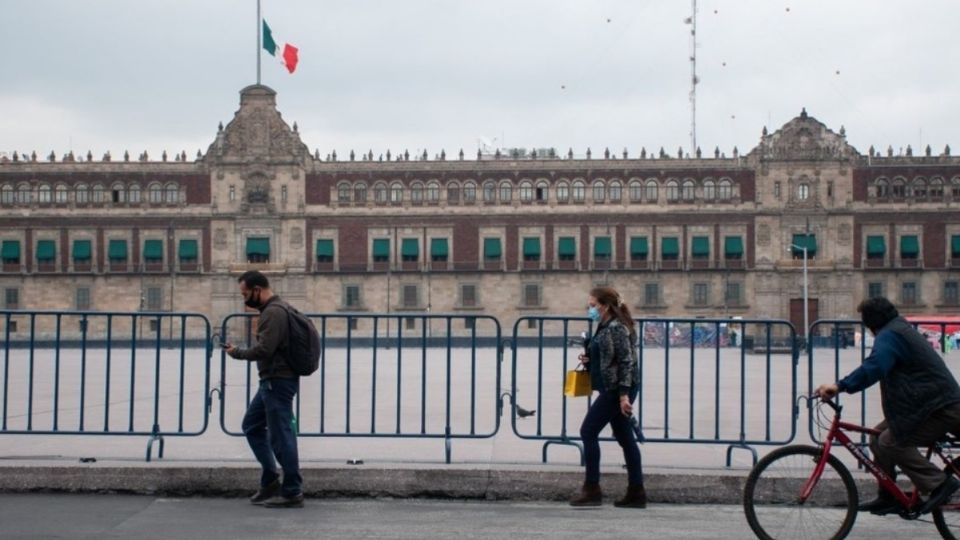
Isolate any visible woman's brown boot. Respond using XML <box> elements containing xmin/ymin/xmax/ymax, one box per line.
<box><xmin>569</xmin><ymin>482</ymin><xmax>602</xmax><ymax>507</ymax></box>
<box><xmin>614</xmin><ymin>484</ymin><xmax>647</xmax><ymax>508</ymax></box>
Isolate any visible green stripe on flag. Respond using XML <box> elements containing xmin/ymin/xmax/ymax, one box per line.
<box><xmin>262</xmin><ymin>20</ymin><xmax>278</xmax><ymax>55</ymax></box>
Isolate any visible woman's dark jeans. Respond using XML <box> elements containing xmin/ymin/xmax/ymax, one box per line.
<box><xmin>579</xmin><ymin>388</ymin><xmax>643</xmax><ymax>486</ymax></box>
<box><xmin>242</xmin><ymin>377</ymin><xmax>303</xmax><ymax>496</ymax></box>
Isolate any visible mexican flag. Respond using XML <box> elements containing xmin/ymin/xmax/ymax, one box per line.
<box><xmin>262</xmin><ymin>19</ymin><xmax>299</xmax><ymax>74</ymax></box>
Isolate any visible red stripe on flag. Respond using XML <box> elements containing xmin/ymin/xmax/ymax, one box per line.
<box><xmin>282</xmin><ymin>44</ymin><xmax>299</xmax><ymax>74</ymax></box>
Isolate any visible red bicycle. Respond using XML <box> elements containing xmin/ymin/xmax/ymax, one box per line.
<box><xmin>743</xmin><ymin>397</ymin><xmax>960</xmax><ymax>540</ymax></box>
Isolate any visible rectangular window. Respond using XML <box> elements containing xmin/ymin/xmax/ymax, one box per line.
<box><xmin>523</xmin><ymin>284</ymin><xmax>541</xmax><ymax>307</ymax></box>
<box><xmin>149</xmin><ymin>319</ymin><xmax>159</xmax><ymax>333</ymax></box>
<box><xmin>644</xmin><ymin>283</ymin><xmax>660</xmax><ymax>306</ymax></box>
<box><xmin>522</xmin><ymin>237</ymin><xmax>541</xmax><ymax>261</ymax></box>
<box><xmin>76</xmin><ymin>287</ymin><xmax>91</xmax><ymax>310</ymax></box>
<box><xmin>629</xmin><ymin>236</ymin><xmax>648</xmax><ymax>261</ymax></box>
<box><xmin>36</xmin><ymin>240</ymin><xmax>56</xmax><ymax>263</ymax></box>
<box><xmin>1</xmin><ymin>240</ymin><xmax>21</xmax><ymax>264</ymax></box>
<box><xmin>902</xmin><ymin>282</ymin><xmax>918</xmax><ymax>305</ymax></box>
<box><xmin>315</xmin><ymin>239</ymin><xmax>334</xmax><ymax>262</ymax></box>
<box><xmin>463</xmin><ymin>317</ymin><xmax>475</xmax><ymax>330</ymax></box>
<box><xmin>725</xmin><ymin>282</ymin><xmax>741</xmax><ymax>306</ymax></box>
<box><xmin>405</xmin><ymin>317</ymin><xmax>416</xmax><ymax>330</ymax></box>
<box><xmin>178</xmin><ymin>239</ymin><xmax>198</xmax><ymax>263</ymax></box>
<box><xmin>593</xmin><ymin>236</ymin><xmax>611</xmax><ymax>261</ymax></box>
<box><xmin>108</xmin><ymin>239</ymin><xmax>128</xmax><ymax>263</ymax></box>
<box><xmin>143</xmin><ymin>239</ymin><xmax>164</xmax><ymax>263</ymax></box>
<box><xmin>866</xmin><ymin>235</ymin><xmax>886</xmax><ymax>259</ymax></box>
<box><xmin>691</xmin><ymin>236</ymin><xmax>709</xmax><ymax>259</ymax></box>
<box><xmin>723</xmin><ymin>236</ymin><xmax>743</xmax><ymax>260</ymax></box>
<box><xmin>7</xmin><ymin>320</ymin><xmax>17</xmax><ymax>333</ymax></box>
<box><xmin>245</xmin><ymin>237</ymin><xmax>269</xmax><ymax>264</ymax></box>
<box><xmin>430</xmin><ymin>238</ymin><xmax>449</xmax><ymax>262</ymax></box>
<box><xmin>72</xmin><ymin>239</ymin><xmax>92</xmax><ymax>263</ymax></box>
<box><xmin>4</xmin><ymin>288</ymin><xmax>19</xmax><ymax>309</ymax></box>
<box><xmin>401</xmin><ymin>238</ymin><xmax>419</xmax><ymax>262</ymax></box>
<box><xmin>868</xmin><ymin>282</ymin><xmax>884</xmax><ymax>299</ymax></box>
<box><xmin>483</xmin><ymin>238</ymin><xmax>502</xmax><ymax>261</ymax></box>
<box><xmin>558</xmin><ymin>237</ymin><xmax>576</xmax><ymax>261</ymax></box>
<box><xmin>692</xmin><ymin>283</ymin><xmax>709</xmax><ymax>306</ymax></box>
<box><xmin>460</xmin><ymin>284</ymin><xmax>477</xmax><ymax>307</ymax></box>
<box><xmin>791</xmin><ymin>233</ymin><xmax>817</xmax><ymax>259</ymax></box>
<box><xmin>774</xmin><ymin>182</ymin><xmax>781</xmax><ymax>199</ymax></box>
<box><xmin>344</xmin><ymin>285</ymin><xmax>361</xmax><ymax>309</ymax></box>
<box><xmin>229</xmin><ymin>185</ymin><xmax>236</xmax><ymax>201</ymax></box>
<box><xmin>952</xmin><ymin>235</ymin><xmax>960</xmax><ymax>259</ymax></box>
<box><xmin>945</xmin><ymin>281</ymin><xmax>959</xmax><ymax>306</ymax></box>
<box><xmin>661</xmin><ymin>237</ymin><xmax>679</xmax><ymax>260</ymax></box>
<box><xmin>349</xmin><ymin>318</ymin><xmax>359</xmax><ymax>331</ymax></box>
<box><xmin>526</xmin><ymin>318</ymin><xmax>539</xmax><ymax>329</ymax></box>
<box><xmin>900</xmin><ymin>235</ymin><xmax>919</xmax><ymax>260</ymax></box>
<box><xmin>372</xmin><ymin>238</ymin><xmax>390</xmax><ymax>262</ymax></box>
<box><xmin>146</xmin><ymin>287</ymin><xmax>163</xmax><ymax>311</ymax></box>
<box><xmin>402</xmin><ymin>285</ymin><xmax>419</xmax><ymax>308</ymax></box>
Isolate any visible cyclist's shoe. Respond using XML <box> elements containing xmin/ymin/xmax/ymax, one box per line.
<box><xmin>614</xmin><ymin>484</ymin><xmax>647</xmax><ymax>508</ymax></box>
<box><xmin>249</xmin><ymin>478</ymin><xmax>281</xmax><ymax>505</ymax></box>
<box><xmin>920</xmin><ymin>476</ymin><xmax>960</xmax><ymax>514</ymax></box>
<box><xmin>569</xmin><ymin>483</ymin><xmax>602</xmax><ymax>507</ymax></box>
<box><xmin>857</xmin><ymin>495</ymin><xmax>901</xmax><ymax>515</ymax></box>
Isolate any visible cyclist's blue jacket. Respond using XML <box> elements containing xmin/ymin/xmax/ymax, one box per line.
<box><xmin>837</xmin><ymin>316</ymin><xmax>960</xmax><ymax>442</ymax></box>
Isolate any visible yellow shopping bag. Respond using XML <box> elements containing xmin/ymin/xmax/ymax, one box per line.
<box><xmin>564</xmin><ymin>366</ymin><xmax>592</xmax><ymax>397</ymax></box>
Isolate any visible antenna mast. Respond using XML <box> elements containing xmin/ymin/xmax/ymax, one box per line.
<box><xmin>688</xmin><ymin>0</ymin><xmax>698</xmax><ymax>152</ymax></box>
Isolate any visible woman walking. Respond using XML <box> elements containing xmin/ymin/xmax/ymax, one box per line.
<box><xmin>569</xmin><ymin>286</ymin><xmax>646</xmax><ymax>508</ymax></box>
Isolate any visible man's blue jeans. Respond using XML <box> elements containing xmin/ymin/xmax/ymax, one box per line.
<box><xmin>242</xmin><ymin>377</ymin><xmax>302</xmax><ymax>496</ymax></box>
<box><xmin>579</xmin><ymin>389</ymin><xmax>643</xmax><ymax>486</ymax></box>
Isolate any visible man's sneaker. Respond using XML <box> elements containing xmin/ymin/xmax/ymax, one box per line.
<box><xmin>920</xmin><ymin>476</ymin><xmax>960</xmax><ymax>514</ymax></box>
<box><xmin>249</xmin><ymin>479</ymin><xmax>281</xmax><ymax>505</ymax></box>
<box><xmin>857</xmin><ymin>495</ymin><xmax>901</xmax><ymax>515</ymax></box>
<box><xmin>263</xmin><ymin>493</ymin><xmax>305</xmax><ymax>508</ymax></box>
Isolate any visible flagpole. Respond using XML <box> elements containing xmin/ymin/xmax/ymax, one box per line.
<box><xmin>256</xmin><ymin>0</ymin><xmax>261</xmax><ymax>85</ymax></box>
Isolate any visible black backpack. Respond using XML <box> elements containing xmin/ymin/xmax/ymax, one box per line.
<box><xmin>276</xmin><ymin>303</ymin><xmax>321</xmax><ymax>376</ymax></box>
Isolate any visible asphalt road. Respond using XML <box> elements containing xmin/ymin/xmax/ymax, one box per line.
<box><xmin>0</xmin><ymin>494</ymin><xmax>942</xmax><ymax>539</ymax></box>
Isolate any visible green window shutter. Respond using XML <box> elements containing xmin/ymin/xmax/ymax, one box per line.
<box><xmin>401</xmin><ymin>238</ymin><xmax>419</xmax><ymax>257</ymax></box>
<box><xmin>72</xmin><ymin>239</ymin><xmax>91</xmax><ymax>260</ymax></box>
<box><xmin>108</xmin><ymin>239</ymin><xmax>128</xmax><ymax>260</ymax></box>
<box><xmin>952</xmin><ymin>235</ymin><xmax>960</xmax><ymax>257</ymax></box>
<box><xmin>179</xmin><ymin>239</ymin><xmax>198</xmax><ymax>260</ymax></box>
<box><xmin>806</xmin><ymin>234</ymin><xmax>818</xmax><ymax>255</ymax></box>
<box><xmin>372</xmin><ymin>238</ymin><xmax>390</xmax><ymax>257</ymax></box>
<box><xmin>630</xmin><ymin>237</ymin><xmax>648</xmax><ymax>258</ymax></box>
<box><xmin>483</xmin><ymin>238</ymin><xmax>502</xmax><ymax>259</ymax></box>
<box><xmin>662</xmin><ymin>237</ymin><xmax>679</xmax><ymax>257</ymax></box>
<box><xmin>522</xmin><ymin>237</ymin><xmax>541</xmax><ymax>257</ymax></box>
<box><xmin>594</xmin><ymin>236</ymin><xmax>611</xmax><ymax>256</ymax></box>
<box><xmin>144</xmin><ymin>239</ymin><xmax>165</xmax><ymax>260</ymax></box>
<box><xmin>900</xmin><ymin>235</ymin><xmax>919</xmax><ymax>257</ymax></box>
<box><xmin>723</xmin><ymin>236</ymin><xmax>743</xmax><ymax>258</ymax></box>
<box><xmin>245</xmin><ymin>237</ymin><xmax>270</xmax><ymax>256</ymax></box>
<box><xmin>430</xmin><ymin>238</ymin><xmax>448</xmax><ymax>258</ymax></box>
<box><xmin>1</xmin><ymin>240</ymin><xmax>21</xmax><ymax>261</ymax></box>
<box><xmin>691</xmin><ymin>236</ymin><xmax>710</xmax><ymax>257</ymax></box>
<box><xmin>558</xmin><ymin>237</ymin><xmax>577</xmax><ymax>257</ymax></box>
<box><xmin>315</xmin><ymin>239</ymin><xmax>334</xmax><ymax>258</ymax></box>
<box><xmin>36</xmin><ymin>240</ymin><xmax>56</xmax><ymax>261</ymax></box>
<box><xmin>792</xmin><ymin>234</ymin><xmax>817</xmax><ymax>256</ymax></box>
<box><xmin>866</xmin><ymin>236</ymin><xmax>886</xmax><ymax>256</ymax></box>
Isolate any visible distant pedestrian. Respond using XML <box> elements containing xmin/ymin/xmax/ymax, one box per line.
<box><xmin>224</xmin><ymin>270</ymin><xmax>304</xmax><ymax>508</ymax></box>
<box><xmin>569</xmin><ymin>286</ymin><xmax>646</xmax><ymax>508</ymax></box>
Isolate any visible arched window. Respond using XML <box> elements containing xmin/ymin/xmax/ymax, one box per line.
<box><xmin>644</xmin><ymin>180</ymin><xmax>658</xmax><ymax>202</ymax></box>
<box><xmin>128</xmin><ymin>184</ymin><xmax>141</xmax><ymax>204</ymax></box>
<box><xmin>556</xmin><ymin>181</ymin><xmax>569</xmax><ymax>203</ymax></box>
<box><xmin>354</xmin><ymin>182</ymin><xmax>367</xmax><ymax>203</ymax></box>
<box><xmin>92</xmin><ymin>184</ymin><xmax>105</xmax><ymax>203</ymax></box>
<box><xmin>77</xmin><ymin>183</ymin><xmax>91</xmax><ymax>203</ymax></box>
<box><xmin>703</xmin><ymin>179</ymin><xmax>716</xmax><ymax>200</ymax></box>
<box><xmin>930</xmin><ymin>176</ymin><xmax>944</xmax><ymax>198</ymax></box>
<box><xmin>519</xmin><ymin>181</ymin><xmax>533</xmax><ymax>202</ymax></box>
<box><xmin>426</xmin><ymin>181</ymin><xmax>440</xmax><ymax>203</ymax></box>
<box><xmin>535</xmin><ymin>180</ymin><xmax>549</xmax><ymax>202</ymax></box>
<box><xmin>482</xmin><ymin>181</ymin><xmax>496</xmax><ymax>202</ymax></box>
<box><xmin>0</xmin><ymin>185</ymin><xmax>13</xmax><ymax>205</ymax></box>
<box><xmin>55</xmin><ymin>184</ymin><xmax>69</xmax><ymax>203</ymax></box>
<box><xmin>798</xmin><ymin>183</ymin><xmax>809</xmax><ymax>200</ymax></box>
<box><xmin>147</xmin><ymin>183</ymin><xmax>162</xmax><ymax>203</ymax></box>
<box><xmin>373</xmin><ymin>182</ymin><xmax>387</xmax><ymax>204</ymax></box>
<box><xmin>572</xmin><ymin>180</ymin><xmax>586</xmax><ymax>202</ymax></box>
<box><xmin>37</xmin><ymin>184</ymin><xmax>51</xmax><ymax>203</ymax></box>
<box><xmin>952</xmin><ymin>177</ymin><xmax>960</xmax><ymax>198</ymax></box>
<box><xmin>410</xmin><ymin>182</ymin><xmax>424</xmax><ymax>204</ymax></box>
<box><xmin>891</xmin><ymin>177</ymin><xmax>906</xmax><ymax>198</ymax></box>
<box><xmin>681</xmin><ymin>179</ymin><xmax>695</xmax><ymax>201</ymax></box>
<box><xmin>111</xmin><ymin>183</ymin><xmax>126</xmax><ymax>203</ymax></box>
<box><xmin>337</xmin><ymin>182</ymin><xmax>351</xmax><ymax>203</ymax></box>
<box><xmin>592</xmin><ymin>180</ymin><xmax>605</xmax><ymax>203</ymax></box>
<box><xmin>629</xmin><ymin>180</ymin><xmax>643</xmax><ymax>202</ymax></box>
<box><xmin>446</xmin><ymin>182</ymin><xmax>461</xmax><ymax>204</ymax></box>
<box><xmin>875</xmin><ymin>178</ymin><xmax>889</xmax><ymax>198</ymax></box>
<box><xmin>665</xmin><ymin>180</ymin><xmax>679</xmax><ymax>202</ymax></box>
<box><xmin>164</xmin><ymin>183</ymin><xmax>179</xmax><ymax>204</ymax></box>
<box><xmin>609</xmin><ymin>180</ymin><xmax>622</xmax><ymax>202</ymax></box>
<box><xmin>17</xmin><ymin>183</ymin><xmax>32</xmax><ymax>204</ymax></box>
<box><xmin>463</xmin><ymin>181</ymin><xmax>477</xmax><ymax>203</ymax></box>
<box><xmin>912</xmin><ymin>177</ymin><xmax>927</xmax><ymax>199</ymax></box>
<box><xmin>718</xmin><ymin>179</ymin><xmax>733</xmax><ymax>200</ymax></box>
<box><xmin>499</xmin><ymin>181</ymin><xmax>512</xmax><ymax>202</ymax></box>
<box><xmin>390</xmin><ymin>182</ymin><xmax>403</xmax><ymax>204</ymax></box>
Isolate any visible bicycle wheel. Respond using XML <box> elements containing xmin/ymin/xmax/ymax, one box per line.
<box><xmin>933</xmin><ymin>457</ymin><xmax>960</xmax><ymax>539</ymax></box>
<box><xmin>743</xmin><ymin>445</ymin><xmax>858</xmax><ymax>540</ymax></box>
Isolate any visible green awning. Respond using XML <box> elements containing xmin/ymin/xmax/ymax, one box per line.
<box><xmin>372</xmin><ymin>238</ymin><xmax>390</xmax><ymax>258</ymax></box>
<box><xmin>72</xmin><ymin>239</ymin><xmax>91</xmax><ymax>260</ymax></box>
<box><xmin>108</xmin><ymin>239</ymin><xmax>128</xmax><ymax>260</ymax></box>
<box><xmin>246</xmin><ymin>237</ymin><xmax>269</xmax><ymax>256</ymax></box>
<box><xmin>594</xmin><ymin>236</ymin><xmax>611</xmax><ymax>256</ymax></box>
<box><xmin>952</xmin><ymin>235</ymin><xmax>960</xmax><ymax>257</ymax></box>
<box><xmin>900</xmin><ymin>235</ymin><xmax>919</xmax><ymax>256</ymax></box>
<box><xmin>36</xmin><ymin>240</ymin><xmax>56</xmax><ymax>261</ymax></box>
<box><xmin>315</xmin><ymin>239</ymin><xmax>333</xmax><ymax>258</ymax></box>
<box><xmin>1</xmin><ymin>240</ymin><xmax>20</xmax><ymax>260</ymax></box>
<box><xmin>179</xmin><ymin>239</ymin><xmax>198</xmax><ymax>259</ymax></box>
<box><xmin>691</xmin><ymin>236</ymin><xmax>709</xmax><ymax>257</ymax></box>
<box><xmin>558</xmin><ymin>237</ymin><xmax>576</xmax><ymax>257</ymax></box>
<box><xmin>401</xmin><ymin>238</ymin><xmax>419</xmax><ymax>257</ymax></box>
<box><xmin>724</xmin><ymin>236</ymin><xmax>743</xmax><ymax>257</ymax></box>
<box><xmin>630</xmin><ymin>237</ymin><xmax>648</xmax><ymax>257</ymax></box>
<box><xmin>662</xmin><ymin>237</ymin><xmax>679</xmax><ymax>256</ymax></box>
<box><xmin>522</xmin><ymin>237</ymin><xmax>541</xmax><ymax>257</ymax></box>
<box><xmin>792</xmin><ymin>234</ymin><xmax>817</xmax><ymax>256</ymax></box>
<box><xmin>430</xmin><ymin>238</ymin><xmax>448</xmax><ymax>258</ymax></box>
<box><xmin>483</xmin><ymin>238</ymin><xmax>501</xmax><ymax>259</ymax></box>
<box><xmin>144</xmin><ymin>239</ymin><xmax>165</xmax><ymax>259</ymax></box>
<box><xmin>866</xmin><ymin>235</ymin><xmax>886</xmax><ymax>256</ymax></box>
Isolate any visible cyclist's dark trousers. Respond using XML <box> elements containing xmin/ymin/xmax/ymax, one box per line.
<box><xmin>869</xmin><ymin>402</ymin><xmax>960</xmax><ymax>494</ymax></box>
<box><xmin>579</xmin><ymin>389</ymin><xmax>643</xmax><ymax>486</ymax></box>
<box><xmin>242</xmin><ymin>377</ymin><xmax>303</xmax><ymax>497</ymax></box>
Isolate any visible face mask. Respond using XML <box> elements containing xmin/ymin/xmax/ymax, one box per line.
<box><xmin>587</xmin><ymin>306</ymin><xmax>601</xmax><ymax>322</ymax></box>
<box><xmin>244</xmin><ymin>290</ymin><xmax>261</xmax><ymax>309</ymax></box>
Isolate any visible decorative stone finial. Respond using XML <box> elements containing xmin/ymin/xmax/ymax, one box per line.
<box><xmin>733</xmin><ymin>146</ymin><xmax>739</xmax><ymax>158</ymax></box>
<box><xmin>906</xmin><ymin>145</ymin><xmax>913</xmax><ymax>157</ymax></box>
<box><xmin>586</xmin><ymin>148</ymin><xmax>592</xmax><ymax>159</ymax></box>
<box><xmin>925</xmin><ymin>144</ymin><xmax>932</xmax><ymax>157</ymax></box>
<box><xmin>568</xmin><ymin>148</ymin><xmax>573</xmax><ymax>159</ymax></box>
<box><xmin>869</xmin><ymin>145</ymin><xmax>875</xmax><ymax>157</ymax></box>
<box><xmin>349</xmin><ymin>149</ymin><xmax>355</xmax><ymax>161</ymax></box>
<box><xmin>293</xmin><ymin>122</ymin><xmax>298</xmax><ymax>133</ymax></box>
<box><xmin>714</xmin><ymin>146</ymin><xmax>720</xmax><ymax>158</ymax></box>
<box><xmin>677</xmin><ymin>146</ymin><xmax>683</xmax><ymax>159</ymax></box>
<box><xmin>762</xmin><ymin>126</ymin><xmax>768</xmax><ymax>136</ymax></box>
<box><xmin>604</xmin><ymin>147</ymin><xmax>610</xmax><ymax>159</ymax></box>
<box><xmin>459</xmin><ymin>148</ymin><xmax>464</xmax><ymax>160</ymax></box>
<box><xmin>641</xmin><ymin>147</ymin><xmax>646</xmax><ymax>159</ymax></box>
<box><xmin>946</xmin><ymin>144</ymin><xmax>952</xmax><ymax>156</ymax></box>
<box><xmin>696</xmin><ymin>147</ymin><xmax>702</xmax><ymax>159</ymax></box>
<box><xmin>800</xmin><ymin>107</ymin><xmax>808</xmax><ymax>119</ymax></box>
<box><xmin>839</xmin><ymin>125</ymin><xmax>846</xmax><ymax>137</ymax></box>
<box><xmin>218</xmin><ymin>121</ymin><xmax>223</xmax><ymax>132</ymax></box>
<box><xmin>162</xmin><ymin>150</ymin><xmax>168</xmax><ymax>162</ymax></box>
<box><xmin>887</xmin><ymin>146</ymin><xmax>893</xmax><ymax>157</ymax></box>
<box><xmin>623</xmin><ymin>148</ymin><xmax>628</xmax><ymax>159</ymax></box>
<box><xmin>86</xmin><ymin>150</ymin><xmax>93</xmax><ymax>161</ymax></box>
<box><xmin>124</xmin><ymin>150</ymin><xmax>130</xmax><ymax>161</ymax></box>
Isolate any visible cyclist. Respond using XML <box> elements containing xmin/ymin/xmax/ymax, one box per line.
<box><xmin>815</xmin><ymin>296</ymin><xmax>960</xmax><ymax>515</ymax></box>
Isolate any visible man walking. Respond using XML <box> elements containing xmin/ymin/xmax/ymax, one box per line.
<box><xmin>225</xmin><ymin>270</ymin><xmax>304</xmax><ymax>508</ymax></box>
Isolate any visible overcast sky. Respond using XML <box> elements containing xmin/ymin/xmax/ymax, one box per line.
<box><xmin>1</xmin><ymin>0</ymin><xmax>956</xmax><ymax>161</ymax></box>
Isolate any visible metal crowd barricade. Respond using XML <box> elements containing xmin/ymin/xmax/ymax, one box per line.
<box><xmin>218</xmin><ymin>312</ymin><xmax>502</xmax><ymax>463</ymax></box>
<box><xmin>511</xmin><ymin>316</ymin><xmax>798</xmax><ymax>466</ymax></box>
<box><xmin>0</xmin><ymin>310</ymin><xmax>213</xmax><ymax>461</ymax></box>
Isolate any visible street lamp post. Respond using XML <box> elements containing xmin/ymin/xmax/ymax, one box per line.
<box><xmin>788</xmin><ymin>243</ymin><xmax>809</xmax><ymax>348</ymax></box>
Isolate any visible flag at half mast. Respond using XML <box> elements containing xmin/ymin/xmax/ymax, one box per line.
<box><xmin>262</xmin><ymin>19</ymin><xmax>299</xmax><ymax>74</ymax></box>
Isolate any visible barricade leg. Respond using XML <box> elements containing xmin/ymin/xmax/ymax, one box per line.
<box><xmin>145</xmin><ymin>424</ymin><xmax>165</xmax><ymax>462</ymax></box>
<box><xmin>543</xmin><ymin>439</ymin><xmax>584</xmax><ymax>466</ymax></box>
<box><xmin>725</xmin><ymin>443</ymin><xmax>757</xmax><ymax>467</ymax></box>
